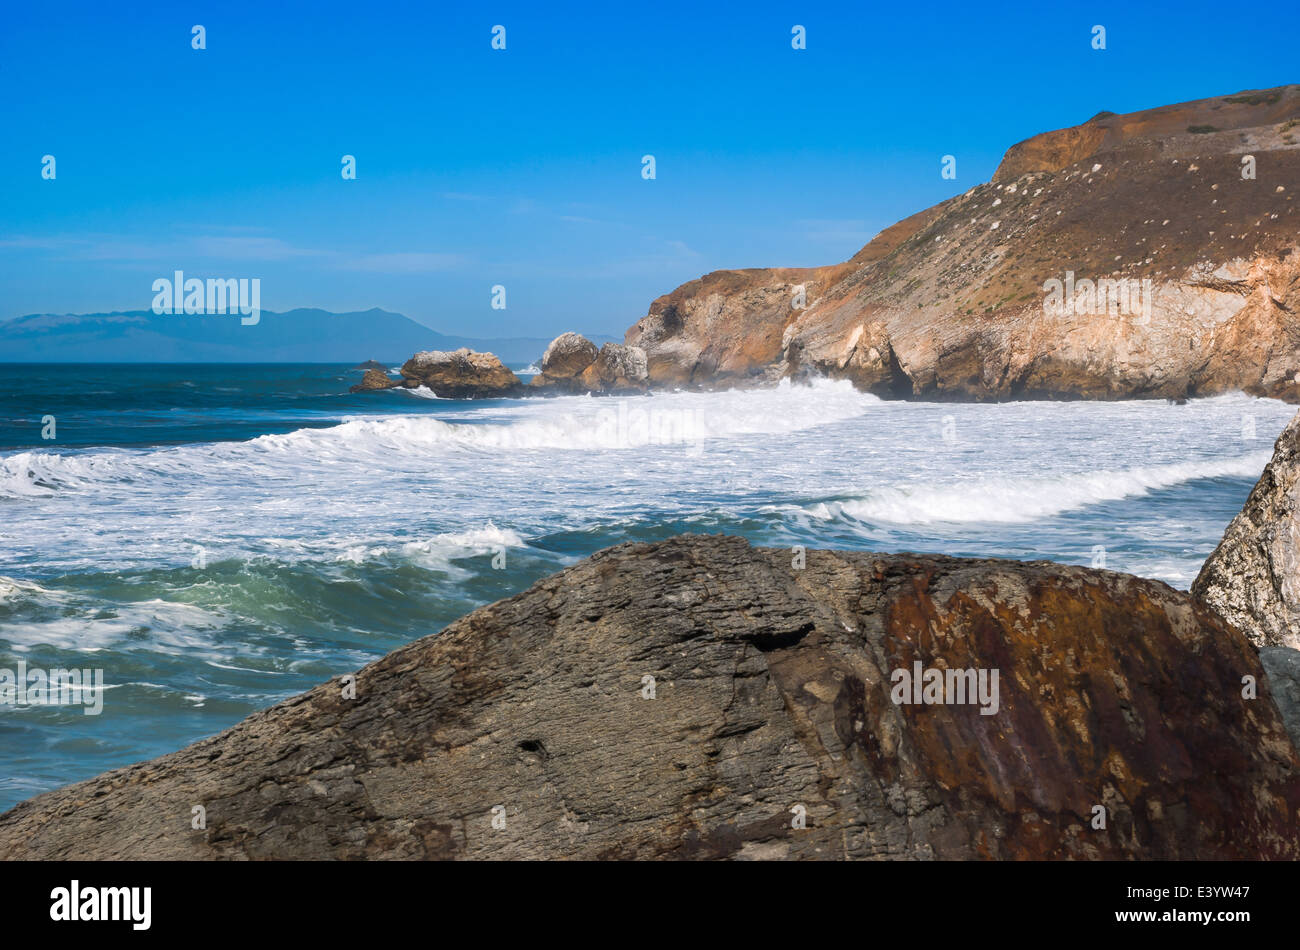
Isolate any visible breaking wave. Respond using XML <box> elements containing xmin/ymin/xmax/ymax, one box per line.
<box><xmin>774</xmin><ymin>453</ymin><xmax>1273</xmax><ymax>525</ymax></box>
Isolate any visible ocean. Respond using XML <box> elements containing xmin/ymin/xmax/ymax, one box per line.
<box><xmin>0</xmin><ymin>362</ymin><xmax>1294</xmax><ymax>813</ymax></box>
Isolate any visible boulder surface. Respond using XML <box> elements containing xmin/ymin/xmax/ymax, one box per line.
<box><xmin>578</xmin><ymin>342</ymin><xmax>649</xmax><ymax>393</ymax></box>
<box><xmin>1261</xmin><ymin>647</ymin><xmax>1300</xmax><ymax>750</ymax></box>
<box><xmin>529</xmin><ymin>332</ymin><xmax>600</xmax><ymax>393</ymax></box>
<box><xmin>2</xmin><ymin>536</ymin><xmax>1296</xmax><ymax>860</ymax></box>
<box><xmin>1194</xmin><ymin>411</ymin><xmax>1300</xmax><ymax>649</ymax></box>
<box><xmin>399</xmin><ymin>348</ymin><xmax>522</xmax><ymax>399</ymax></box>
<box><xmin>349</xmin><ymin>368</ymin><xmax>401</xmax><ymax>392</ymax></box>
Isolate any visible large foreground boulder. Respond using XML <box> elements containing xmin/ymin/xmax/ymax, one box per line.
<box><xmin>399</xmin><ymin>348</ymin><xmax>522</xmax><ymax>399</ymax></box>
<box><xmin>1193</xmin><ymin>411</ymin><xmax>1300</xmax><ymax>649</ymax></box>
<box><xmin>2</xmin><ymin>536</ymin><xmax>1296</xmax><ymax>860</ymax></box>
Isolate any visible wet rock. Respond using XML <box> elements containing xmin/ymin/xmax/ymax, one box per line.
<box><xmin>2</xmin><ymin>535</ymin><xmax>1296</xmax><ymax>860</ymax></box>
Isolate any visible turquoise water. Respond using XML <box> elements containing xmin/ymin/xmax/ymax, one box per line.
<box><xmin>0</xmin><ymin>363</ymin><xmax>1293</xmax><ymax>812</ymax></box>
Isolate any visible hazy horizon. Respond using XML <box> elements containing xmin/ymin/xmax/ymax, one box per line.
<box><xmin>3</xmin><ymin>0</ymin><xmax>1296</xmax><ymax>339</ymax></box>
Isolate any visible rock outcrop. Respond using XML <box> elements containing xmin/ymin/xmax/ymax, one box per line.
<box><xmin>3</xmin><ymin>536</ymin><xmax>1296</xmax><ymax>860</ymax></box>
<box><xmin>529</xmin><ymin>331</ymin><xmax>600</xmax><ymax>393</ymax></box>
<box><xmin>530</xmin><ymin>334</ymin><xmax>650</xmax><ymax>394</ymax></box>
<box><xmin>625</xmin><ymin>86</ymin><xmax>1300</xmax><ymax>399</ymax></box>
<box><xmin>398</xmin><ymin>348</ymin><xmax>523</xmax><ymax>399</ymax></box>
<box><xmin>1194</xmin><ymin>411</ymin><xmax>1300</xmax><ymax>649</ymax></box>
<box><xmin>578</xmin><ymin>342</ymin><xmax>649</xmax><ymax>393</ymax></box>
<box><xmin>348</xmin><ymin>368</ymin><xmax>401</xmax><ymax>392</ymax></box>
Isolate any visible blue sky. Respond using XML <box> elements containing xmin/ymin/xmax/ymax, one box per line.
<box><xmin>1</xmin><ymin>0</ymin><xmax>1296</xmax><ymax>338</ymax></box>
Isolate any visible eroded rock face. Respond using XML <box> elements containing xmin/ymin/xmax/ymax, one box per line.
<box><xmin>2</xmin><ymin>536</ymin><xmax>1296</xmax><ymax>860</ymax></box>
<box><xmin>530</xmin><ymin>332</ymin><xmax>599</xmax><ymax>393</ymax></box>
<box><xmin>625</xmin><ymin>86</ymin><xmax>1300</xmax><ymax>399</ymax></box>
<box><xmin>1193</xmin><ymin>412</ymin><xmax>1300</xmax><ymax>649</ymax></box>
<box><xmin>541</xmin><ymin>332</ymin><xmax>598</xmax><ymax>378</ymax></box>
<box><xmin>349</xmin><ymin>368</ymin><xmax>401</xmax><ymax>392</ymax></box>
<box><xmin>578</xmin><ymin>343</ymin><xmax>649</xmax><ymax>393</ymax></box>
<box><xmin>399</xmin><ymin>348</ymin><xmax>522</xmax><ymax>399</ymax></box>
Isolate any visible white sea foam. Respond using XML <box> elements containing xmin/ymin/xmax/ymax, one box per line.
<box><xmin>778</xmin><ymin>452</ymin><xmax>1273</xmax><ymax>525</ymax></box>
<box><xmin>336</xmin><ymin>523</ymin><xmax>526</xmax><ymax>565</ymax></box>
<box><xmin>0</xmin><ymin>385</ymin><xmax>1291</xmax><ymax>591</ymax></box>
<box><xmin>0</xmin><ymin>379</ymin><xmax>876</xmax><ymax>498</ymax></box>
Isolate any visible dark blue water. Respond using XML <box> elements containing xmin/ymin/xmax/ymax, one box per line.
<box><xmin>0</xmin><ymin>363</ymin><xmax>449</xmax><ymax>449</ymax></box>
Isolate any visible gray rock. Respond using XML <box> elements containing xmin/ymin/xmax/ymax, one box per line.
<box><xmin>1261</xmin><ymin>647</ymin><xmax>1300</xmax><ymax>750</ymax></box>
<box><xmin>1193</xmin><ymin>411</ymin><xmax>1300</xmax><ymax>648</ymax></box>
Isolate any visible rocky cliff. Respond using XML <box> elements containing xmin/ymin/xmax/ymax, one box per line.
<box><xmin>626</xmin><ymin>86</ymin><xmax>1300</xmax><ymax>399</ymax></box>
<box><xmin>3</xmin><ymin>536</ymin><xmax>1296</xmax><ymax>860</ymax></box>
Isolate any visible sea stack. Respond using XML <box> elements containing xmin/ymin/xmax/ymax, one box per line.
<box><xmin>398</xmin><ymin>348</ymin><xmax>523</xmax><ymax>399</ymax></box>
<box><xmin>530</xmin><ymin>333</ymin><xmax>650</xmax><ymax>394</ymax></box>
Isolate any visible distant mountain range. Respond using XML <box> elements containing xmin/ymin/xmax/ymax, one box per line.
<box><xmin>0</xmin><ymin>307</ymin><xmax>617</xmax><ymax>365</ymax></box>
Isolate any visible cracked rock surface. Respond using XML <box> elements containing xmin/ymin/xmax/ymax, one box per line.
<box><xmin>1195</xmin><ymin>411</ymin><xmax>1300</xmax><ymax>649</ymax></box>
<box><xmin>3</xmin><ymin>535</ymin><xmax>1298</xmax><ymax>860</ymax></box>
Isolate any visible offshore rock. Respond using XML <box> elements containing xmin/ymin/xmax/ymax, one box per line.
<box><xmin>529</xmin><ymin>332</ymin><xmax>600</xmax><ymax>393</ymax></box>
<box><xmin>399</xmin><ymin>348</ymin><xmax>523</xmax><ymax>399</ymax></box>
<box><xmin>349</xmin><ymin>368</ymin><xmax>401</xmax><ymax>392</ymax></box>
<box><xmin>577</xmin><ymin>343</ymin><xmax>649</xmax><ymax>394</ymax></box>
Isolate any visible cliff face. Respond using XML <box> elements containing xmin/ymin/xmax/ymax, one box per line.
<box><xmin>3</xmin><ymin>536</ymin><xmax>1296</xmax><ymax>860</ymax></box>
<box><xmin>1194</xmin><ymin>411</ymin><xmax>1300</xmax><ymax>649</ymax></box>
<box><xmin>626</xmin><ymin>86</ymin><xmax>1300</xmax><ymax>400</ymax></box>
